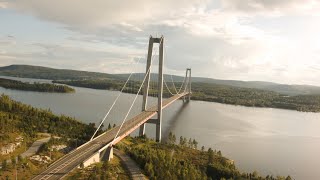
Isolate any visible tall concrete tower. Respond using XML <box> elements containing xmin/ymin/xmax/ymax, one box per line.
<box><xmin>139</xmin><ymin>36</ymin><xmax>164</xmax><ymax>142</ymax></box>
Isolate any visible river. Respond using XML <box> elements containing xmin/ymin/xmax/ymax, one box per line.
<box><xmin>1</xmin><ymin>76</ymin><xmax>320</xmax><ymax>179</ymax></box>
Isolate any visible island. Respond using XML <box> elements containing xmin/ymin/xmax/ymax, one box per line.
<box><xmin>0</xmin><ymin>78</ymin><xmax>75</xmax><ymax>93</ymax></box>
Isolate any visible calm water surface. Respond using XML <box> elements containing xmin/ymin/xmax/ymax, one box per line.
<box><xmin>1</xmin><ymin>76</ymin><xmax>320</xmax><ymax>179</ymax></box>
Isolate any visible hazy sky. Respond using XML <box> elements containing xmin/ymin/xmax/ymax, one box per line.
<box><xmin>1</xmin><ymin>0</ymin><xmax>320</xmax><ymax>85</ymax></box>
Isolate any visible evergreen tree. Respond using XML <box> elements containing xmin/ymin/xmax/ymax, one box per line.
<box><xmin>208</xmin><ymin>148</ymin><xmax>214</xmax><ymax>164</ymax></box>
<box><xmin>179</xmin><ymin>136</ymin><xmax>184</xmax><ymax>146</ymax></box>
<box><xmin>11</xmin><ymin>156</ymin><xmax>16</xmax><ymax>167</ymax></box>
<box><xmin>18</xmin><ymin>155</ymin><xmax>23</xmax><ymax>164</ymax></box>
<box><xmin>2</xmin><ymin>160</ymin><xmax>7</xmax><ymax>171</ymax></box>
<box><xmin>193</xmin><ymin>139</ymin><xmax>198</xmax><ymax>149</ymax></box>
<box><xmin>188</xmin><ymin>138</ymin><xmax>192</xmax><ymax>148</ymax></box>
<box><xmin>172</xmin><ymin>134</ymin><xmax>176</xmax><ymax>144</ymax></box>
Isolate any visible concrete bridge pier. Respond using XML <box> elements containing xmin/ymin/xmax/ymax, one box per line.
<box><xmin>101</xmin><ymin>146</ymin><xmax>114</xmax><ymax>161</ymax></box>
<box><xmin>82</xmin><ymin>146</ymin><xmax>114</xmax><ymax>168</ymax></box>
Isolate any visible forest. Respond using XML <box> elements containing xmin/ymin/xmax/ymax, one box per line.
<box><xmin>54</xmin><ymin>79</ymin><xmax>320</xmax><ymax>112</ymax></box>
<box><xmin>190</xmin><ymin>82</ymin><xmax>320</xmax><ymax>112</ymax></box>
<box><xmin>0</xmin><ymin>94</ymin><xmax>104</xmax><ymax>179</ymax></box>
<box><xmin>0</xmin><ymin>78</ymin><xmax>75</xmax><ymax>93</ymax></box>
<box><xmin>0</xmin><ymin>94</ymin><xmax>97</xmax><ymax>143</ymax></box>
<box><xmin>66</xmin><ymin>135</ymin><xmax>291</xmax><ymax>180</ymax></box>
<box><xmin>0</xmin><ymin>65</ymin><xmax>118</xmax><ymax>80</ymax></box>
<box><xmin>113</xmin><ymin>136</ymin><xmax>292</xmax><ymax>180</ymax></box>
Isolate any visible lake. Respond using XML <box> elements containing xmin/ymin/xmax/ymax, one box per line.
<box><xmin>1</xmin><ymin>76</ymin><xmax>320</xmax><ymax>179</ymax></box>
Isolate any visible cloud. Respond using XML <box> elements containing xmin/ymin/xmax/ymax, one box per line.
<box><xmin>222</xmin><ymin>0</ymin><xmax>320</xmax><ymax>16</ymax></box>
<box><xmin>0</xmin><ymin>41</ymin><xmax>150</xmax><ymax>74</ymax></box>
<box><xmin>6</xmin><ymin>0</ymin><xmax>208</xmax><ymax>28</ymax></box>
<box><xmin>2</xmin><ymin>0</ymin><xmax>269</xmax><ymax>45</ymax></box>
<box><xmin>0</xmin><ymin>35</ymin><xmax>16</xmax><ymax>46</ymax></box>
<box><xmin>2</xmin><ymin>0</ymin><xmax>320</xmax><ymax>86</ymax></box>
<box><xmin>0</xmin><ymin>1</ymin><xmax>8</xmax><ymax>9</ymax></box>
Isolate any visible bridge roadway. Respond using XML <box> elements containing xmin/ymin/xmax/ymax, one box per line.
<box><xmin>32</xmin><ymin>92</ymin><xmax>189</xmax><ymax>180</ymax></box>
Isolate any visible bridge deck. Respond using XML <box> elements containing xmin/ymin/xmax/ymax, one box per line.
<box><xmin>32</xmin><ymin>92</ymin><xmax>189</xmax><ymax>180</ymax></box>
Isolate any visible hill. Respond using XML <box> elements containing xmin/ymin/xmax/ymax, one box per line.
<box><xmin>0</xmin><ymin>64</ymin><xmax>119</xmax><ymax>81</ymax></box>
<box><xmin>1</xmin><ymin>64</ymin><xmax>320</xmax><ymax>95</ymax></box>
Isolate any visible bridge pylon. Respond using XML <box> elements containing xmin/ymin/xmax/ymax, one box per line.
<box><xmin>139</xmin><ymin>35</ymin><xmax>164</xmax><ymax>142</ymax></box>
<box><xmin>185</xmin><ymin>68</ymin><xmax>192</xmax><ymax>102</ymax></box>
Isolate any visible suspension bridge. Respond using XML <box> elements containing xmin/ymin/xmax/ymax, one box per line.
<box><xmin>32</xmin><ymin>36</ymin><xmax>192</xmax><ymax>180</ymax></box>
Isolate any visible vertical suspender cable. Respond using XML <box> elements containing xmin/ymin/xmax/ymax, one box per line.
<box><xmin>90</xmin><ymin>56</ymin><xmax>144</xmax><ymax>141</ymax></box>
<box><xmin>112</xmin><ymin>65</ymin><xmax>152</xmax><ymax>144</ymax></box>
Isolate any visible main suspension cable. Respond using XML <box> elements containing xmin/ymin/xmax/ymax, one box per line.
<box><xmin>170</xmin><ymin>74</ymin><xmax>178</xmax><ymax>94</ymax></box>
<box><xmin>177</xmin><ymin>75</ymin><xmax>187</xmax><ymax>94</ymax></box>
<box><xmin>163</xmin><ymin>78</ymin><xmax>175</xmax><ymax>96</ymax></box>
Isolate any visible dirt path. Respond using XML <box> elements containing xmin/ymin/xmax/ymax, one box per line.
<box><xmin>21</xmin><ymin>137</ymin><xmax>51</xmax><ymax>158</ymax></box>
<box><xmin>114</xmin><ymin>149</ymin><xmax>147</xmax><ymax>180</ymax></box>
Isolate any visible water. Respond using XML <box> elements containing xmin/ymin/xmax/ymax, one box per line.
<box><xmin>1</xmin><ymin>76</ymin><xmax>320</xmax><ymax>179</ymax></box>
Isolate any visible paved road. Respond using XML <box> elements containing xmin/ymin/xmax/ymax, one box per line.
<box><xmin>114</xmin><ymin>149</ymin><xmax>147</xmax><ymax>180</ymax></box>
<box><xmin>21</xmin><ymin>137</ymin><xmax>51</xmax><ymax>158</ymax></box>
<box><xmin>32</xmin><ymin>93</ymin><xmax>188</xmax><ymax>180</ymax></box>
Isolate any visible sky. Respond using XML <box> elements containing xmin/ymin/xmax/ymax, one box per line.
<box><xmin>1</xmin><ymin>0</ymin><xmax>320</xmax><ymax>85</ymax></box>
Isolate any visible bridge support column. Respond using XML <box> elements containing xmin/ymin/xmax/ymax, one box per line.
<box><xmin>187</xmin><ymin>68</ymin><xmax>191</xmax><ymax>101</ymax></box>
<box><xmin>100</xmin><ymin>146</ymin><xmax>114</xmax><ymax>161</ymax></box>
<box><xmin>82</xmin><ymin>152</ymin><xmax>100</xmax><ymax>168</ymax></box>
<box><xmin>183</xmin><ymin>68</ymin><xmax>192</xmax><ymax>103</ymax></box>
<box><xmin>139</xmin><ymin>35</ymin><xmax>164</xmax><ymax>142</ymax></box>
<box><xmin>105</xmin><ymin>146</ymin><xmax>114</xmax><ymax>161</ymax></box>
<box><xmin>139</xmin><ymin>36</ymin><xmax>153</xmax><ymax>137</ymax></box>
<box><xmin>156</xmin><ymin>36</ymin><xmax>164</xmax><ymax>142</ymax></box>
<box><xmin>82</xmin><ymin>146</ymin><xmax>114</xmax><ymax>168</ymax></box>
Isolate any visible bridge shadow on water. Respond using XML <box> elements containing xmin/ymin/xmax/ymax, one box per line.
<box><xmin>162</xmin><ymin>101</ymin><xmax>190</xmax><ymax>141</ymax></box>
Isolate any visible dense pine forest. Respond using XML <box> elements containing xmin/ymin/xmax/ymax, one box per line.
<box><xmin>66</xmin><ymin>135</ymin><xmax>291</xmax><ymax>180</ymax></box>
<box><xmin>190</xmin><ymin>82</ymin><xmax>320</xmax><ymax>112</ymax></box>
<box><xmin>0</xmin><ymin>78</ymin><xmax>75</xmax><ymax>93</ymax></box>
<box><xmin>0</xmin><ymin>94</ymin><xmax>96</xmax><ymax>142</ymax></box>
<box><xmin>114</xmin><ymin>136</ymin><xmax>292</xmax><ymax>180</ymax></box>
<box><xmin>0</xmin><ymin>94</ymin><xmax>102</xmax><ymax>179</ymax></box>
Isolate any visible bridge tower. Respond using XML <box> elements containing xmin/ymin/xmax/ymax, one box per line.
<box><xmin>139</xmin><ymin>35</ymin><xmax>164</xmax><ymax>142</ymax></box>
<box><xmin>185</xmin><ymin>68</ymin><xmax>192</xmax><ymax>102</ymax></box>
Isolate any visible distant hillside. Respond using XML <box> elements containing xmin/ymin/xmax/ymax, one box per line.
<box><xmin>1</xmin><ymin>64</ymin><xmax>320</xmax><ymax>95</ymax></box>
<box><xmin>189</xmin><ymin>77</ymin><xmax>320</xmax><ymax>95</ymax></box>
<box><xmin>116</xmin><ymin>73</ymin><xmax>320</xmax><ymax>95</ymax></box>
<box><xmin>0</xmin><ymin>64</ymin><xmax>119</xmax><ymax>80</ymax></box>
